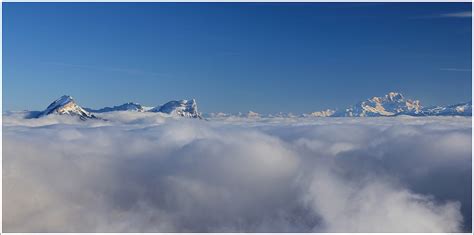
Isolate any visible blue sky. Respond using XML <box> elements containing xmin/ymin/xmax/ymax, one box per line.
<box><xmin>3</xmin><ymin>2</ymin><xmax>472</xmax><ymax>113</ymax></box>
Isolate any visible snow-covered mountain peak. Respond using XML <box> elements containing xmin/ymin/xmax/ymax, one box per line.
<box><xmin>38</xmin><ymin>95</ymin><xmax>97</xmax><ymax>120</ymax></box>
<box><xmin>42</xmin><ymin>95</ymin><xmax>76</xmax><ymax>115</ymax></box>
<box><xmin>368</xmin><ymin>92</ymin><xmax>404</xmax><ymax>103</ymax></box>
<box><xmin>48</xmin><ymin>95</ymin><xmax>74</xmax><ymax>108</ymax></box>
<box><xmin>324</xmin><ymin>92</ymin><xmax>423</xmax><ymax>117</ymax></box>
<box><xmin>359</xmin><ymin>92</ymin><xmax>421</xmax><ymax>116</ymax></box>
<box><xmin>150</xmin><ymin>99</ymin><xmax>201</xmax><ymax>118</ymax></box>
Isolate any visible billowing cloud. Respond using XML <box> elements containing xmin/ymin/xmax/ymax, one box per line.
<box><xmin>3</xmin><ymin>112</ymin><xmax>472</xmax><ymax>232</ymax></box>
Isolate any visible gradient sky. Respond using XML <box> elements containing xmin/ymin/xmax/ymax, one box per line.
<box><xmin>3</xmin><ymin>2</ymin><xmax>472</xmax><ymax>113</ymax></box>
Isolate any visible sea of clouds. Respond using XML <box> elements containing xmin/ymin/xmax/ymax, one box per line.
<box><xmin>3</xmin><ymin>112</ymin><xmax>472</xmax><ymax>232</ymax></box>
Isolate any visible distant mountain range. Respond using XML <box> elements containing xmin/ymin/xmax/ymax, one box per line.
<box><xmin>206</xmin><ymin>92</ymin><xmax>471</xmax><ymax>118</ymax></box>
<box><xmin>32</xmin><ymin>95</ymin><xmax>201</xmax><ymax>120</ymax></box>
<box><xmin>28</xmin><ymin>92</ymin><xmax>471</xmax><ymax>120</ymax></box>
<box><xmin>320</xmin><ymin>92</ymin><xmax>471</xmax><ymax>117</ymax></box>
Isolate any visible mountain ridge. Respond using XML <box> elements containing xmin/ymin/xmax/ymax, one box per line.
<box><xmin>30</xmin><ymin>92</ymin><xmax>472</xmax><ymax>120</ymax></box>
<box><xmin>309</xmin><ymin>92</ymin><xmax>470</xmax><ymax>117</ymax></box>
<box><xmin>35</xmin><ymin>95</ymin><xmax>202</xmax><ymax>120</ymax></box>
<box><xmin>85</xmin><ymin>102</ymin><xmax>147</xmax><ymax>113</ymax></box>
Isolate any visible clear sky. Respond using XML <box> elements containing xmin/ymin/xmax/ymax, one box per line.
<box><xmin>3</xmin><ymin>2</ymin><xmax>472</xmax><ymax>114</ymax></box>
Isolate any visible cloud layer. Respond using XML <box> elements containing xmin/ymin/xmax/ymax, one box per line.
<box><xmin>3</xmin><ymin>112</ymin><xmax>472</xmax><ymax>232</ymax></box>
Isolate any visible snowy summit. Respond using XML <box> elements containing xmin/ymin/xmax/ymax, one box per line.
<box><xmin>338</xmin><ymin>92</ymin><xmax>422</xmax><ymax>117</ymax></box>
<box><xmin>150</xmin><ymin>99</ymin><xmax>201</xmax><ymax>119</ymax></box>
<box><xmin>37</xmin><ymin>95</ymin><xmax>97</xmax><ymax>120</ymax></box>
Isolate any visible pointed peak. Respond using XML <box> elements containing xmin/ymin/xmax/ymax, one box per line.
<box><xmin>44</xmin><ymin>95</ymin><xmax>75</xmax><ymax>111</ymax></box>
<box><xmin>39</xmin><ymin>95</ymin><xmax>97</xmax><ymax>120</ymax></box>
<box><xmin>53</xmin><ymin>95</ymin><xmax>75</xmax><ymax>104</ymax></box>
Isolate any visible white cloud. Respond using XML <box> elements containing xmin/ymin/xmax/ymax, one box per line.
<box><xmin>2</xmin><ymin>113</ymin><xmax>472</xmax><ymax>232</ymax></box>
